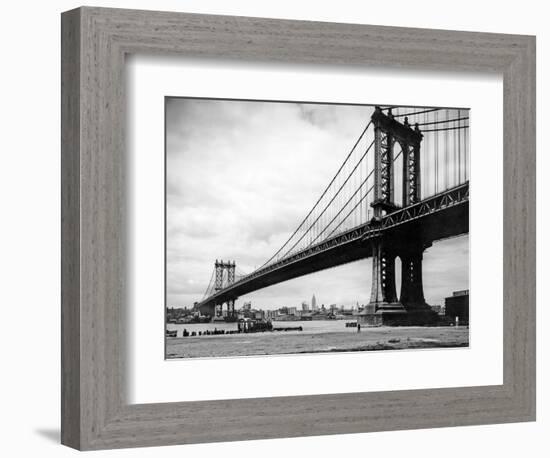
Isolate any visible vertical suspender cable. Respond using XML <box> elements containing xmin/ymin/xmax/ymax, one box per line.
<box><xmin>434</xmin><ymin>111</ymin><xmax>440</xmax><ymax>194</ymax></box>
<box><xmin>458</xmin><ymin>109</ymin><xmax>462</xmax><ymax>183</ymax></box>
<box><xmin>426</xmin><ymin>112</ymin><xmax>437</xmax><ymax>196</ymax></box>
<box><xmin>443</xmin><ymin>112</ymin><xmax>449</xmax><ymax>189</ymax></box>
<box><xmin>454</xmin><ymin>110</ymin><xmax>460</xmax><ymax>185</ymax></box>
<box><xmin>468</xmin><ymin>112</ymin><xmax>470</xmax><ymax>180</ymax></box>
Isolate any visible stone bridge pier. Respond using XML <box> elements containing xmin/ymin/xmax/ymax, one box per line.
<box><xmin>213</xmin><ymin>299</ymin><xmax>237</xmax><ymax>320</ymax></box>
<box><xmin>360</xmin><ymin>236</ymin><xmax>437</xmax><ymax>326</ymax></box>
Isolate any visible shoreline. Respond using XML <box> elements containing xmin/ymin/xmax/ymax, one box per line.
<box><xmin>166</xmin><ymin>326</ymin><xmax>469</xmax><ymax>359</ymax></box>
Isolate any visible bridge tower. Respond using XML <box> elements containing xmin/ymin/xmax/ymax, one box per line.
<box><xmin>364</xmin><ymin>107</ymin><xmax>436</xmax><ymax>325</ymax></box>
<box><xmin>213</xmin><ymin>260</ymin><xmax>223</xmax><ymax>318</ymax></box>
<box><xmin>213</xmin><ymin>260</ymin><xmax>237</xmax><ymax>319</ymax></box>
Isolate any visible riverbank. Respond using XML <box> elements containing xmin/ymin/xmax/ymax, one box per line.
<box><xmin>166</xmin><ymin>325</ymin><xmax>469</xmax><ymax>359</ymax></box>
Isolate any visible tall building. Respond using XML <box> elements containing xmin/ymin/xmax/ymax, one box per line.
<box><xmin>301</xmin><ymin>301</ymin><xmax>309</xmax><ymax>312</ymax></box>
<box><xmin>311</xmin><ymin>294</ymin><xmax>317</xmax><ymax>311</ymax></box>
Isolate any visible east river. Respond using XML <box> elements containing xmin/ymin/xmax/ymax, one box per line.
<box><xmin>165</xmin><ymin>321</ymin><xmax>469</xmax><ymax>359</ymax></box>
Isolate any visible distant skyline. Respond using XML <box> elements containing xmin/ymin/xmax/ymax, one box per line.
<box><xmin>166</xmin><ymin>98</ymin><xmax>469</xmax><ymax>310</ymax></box>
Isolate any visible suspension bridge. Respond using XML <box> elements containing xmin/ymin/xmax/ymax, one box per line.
<box><xmin>195</xmin><ymin>106</ymin><xmax>470</xmax><ymax>325</ymax></box>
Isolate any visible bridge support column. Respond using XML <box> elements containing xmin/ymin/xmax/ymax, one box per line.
<box><xmin>398</xmin><ymin>242</ymin><xmax>437</xmax><ymax>324</ymax></box>
<box><xmin>214</xmin><ymin>303</ymin><xmax>223</xmax><ymax>318</ymax></box>
<box><xmin>226</xmin><ymin>299</ymin><xmax>237</xmax><ymax>321</ymax></box>
<box><xmin>360</xmin><ymin>239</ymin><xmax>407</xmax><ymax>326</ymax></box>
<box><xmin>360</xmin><ymin>237</ymin><xmax>438</xmax><ymax>326</ymax></box>
<box><xmin>369</xmin><ymin>241</ymin><xmax>398</xmax><ymax>304</ymax></box>
<box><xmin>400</xmin><ymin>244</ymin><xmax>425</xmax><ymax>306</ymax></box>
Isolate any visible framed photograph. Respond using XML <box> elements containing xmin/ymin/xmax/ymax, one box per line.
<box><xmin>164</xmin><ymin>98</ymin><xmax>471</xmax><ymax>359</ymax></box>
<box><xmin>61</xmin><ymin>6</ymin><xmax>535</xmax><ymax>450</ymax></box>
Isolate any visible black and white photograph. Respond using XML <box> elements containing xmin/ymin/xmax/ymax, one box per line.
<box><xmin>0</xmin><ymin>0</ymin><xmax>542</xmax><ymax>454</ymax></box>
<box><xmin>165</xmin><ymin>98</ymin><xmax>470</xmax><ymax>359</ymax></box>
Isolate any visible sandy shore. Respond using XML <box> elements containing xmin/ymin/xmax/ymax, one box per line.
<box><xmin>166</xmin><ymin>326</ymin><xmax>469</xmax><ymax>359</ymax></box>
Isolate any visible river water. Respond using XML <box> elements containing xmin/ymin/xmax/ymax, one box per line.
<box><xmin>166</xmin><ymin>319</ymin><xmax>358</xmax><ymax>338</ymax></box>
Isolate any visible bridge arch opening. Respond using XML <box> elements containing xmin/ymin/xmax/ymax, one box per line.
<box><xmin>395</xmin><ymin>255</ymin><xmax>402</xmax><ymax>299</ymax></box>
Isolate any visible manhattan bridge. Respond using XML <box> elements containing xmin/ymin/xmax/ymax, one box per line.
<box><xmin>195</xmin><ymin>106</ymin><xmax>469</xmax><ymax>325</ymax></box>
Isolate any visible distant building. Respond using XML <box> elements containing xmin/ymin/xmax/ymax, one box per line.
<box><xmin>288</xmin><ymin>307</ymin><xmax>297</xmax><ymax>316</ymax></box>
<box><xmin>301</xmin><ymin>301</ymin><xmax>309</xmax><ymax>312</ymax></box>
<box><xmin>242</xmin><ymin>301</ymin><xmax>252</xmax><ymax>311</ymax></box>
<box><xmin>311</xmin><ymin>294</ymin><xmax>317</xmax><ymax>311</ymax></box>
<box><xmin>445</xmin><ymin>290</ymin><xmax>469</xmax><ymax>324</ymax></box>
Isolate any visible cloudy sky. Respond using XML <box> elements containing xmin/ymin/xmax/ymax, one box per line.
<box><xmin>166</xmin><ymin>98</ymin><xmax>469</xmax><ymax>309</ymax></box>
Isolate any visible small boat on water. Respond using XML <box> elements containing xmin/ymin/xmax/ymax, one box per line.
<box><xmin>166</xmin><ymin>329</ymin><xmax>177</xmax><ymax>338</ymax></box>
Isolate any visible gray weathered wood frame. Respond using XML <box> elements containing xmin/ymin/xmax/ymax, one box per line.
<box><xmin>61</xmin><ymin>6</ymin><xmax>536</xmax><ymax>451</ymax></box>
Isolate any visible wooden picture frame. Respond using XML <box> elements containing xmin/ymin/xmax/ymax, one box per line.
<box><xmin>61</xmin><ymin>6</ymin><xmax>536</xmax><ymax>450</ymax></box>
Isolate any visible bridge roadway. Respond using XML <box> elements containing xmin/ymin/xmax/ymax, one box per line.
<box><xmin>198</xmin><ymin>182</ymin><xmax>469</xmax><ymax>315</ymax></box>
